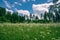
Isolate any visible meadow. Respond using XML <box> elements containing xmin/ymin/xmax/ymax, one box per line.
<box><xmin>0</xmin><ymin>23</ymin><xmax>60</xmax><ymax>40</ymax></box>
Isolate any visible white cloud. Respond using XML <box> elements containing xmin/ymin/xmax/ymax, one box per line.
<box><xmin>32</xmin><ymin>2</ymin><xmax>53</xmax><ymax>19</ymax></box>
<box><xmin>18</xmin><ymin>3</ymin><xmax>22</xmax><ymax>6</ymax></box>
<box><xmin>47</xmin><ymin>0</ymin><xmax>53</xmax><ymax>2</ymax></box>
<box><xmin>6</xmin><ymin>8</ymin><xmax>13</xmax><ymax>14</ymax></box>
<box><xmin>32</xmin><ymin>2</ymin><xmax>53</xmax><ymax>12</ymax></box>
<box><xmin>14</xmin><ymin>2</ymin><xmax>22</xmax><ymax>6</ymax></box>
<box><xmin>57</xmin><ymin>0</ymin><xmax>60</xmax><ymax>4</ymax></box>
<box><xmin>14</xmin><ymin>2</ymin><xmax>18</xmax><ymax>4</ymax></box>
<box><xmin>3</xmin><ymin>0</ymin><xmax>11</xmax><ymax>8</ymax></box>
<box><xmin>14</xmin><ymin>8</ymin><xmax>18</xmax><ymax>11</ymax></box>
<box><xmin>12</xmin><ymin>4</ymin><xmax>15</xmax><ymax>7</ymax></box>
<box><xmin>12</xmin><ymin>2</ymin><xmax>22</xmax><ymax>7</ymax></box>
<box><xmin>22</xmin><ymin>0</ymin><xmax>36</xmax><ymax>2</ymax></box>
<box><xmin>17</xmin><ymin>10</ymin><xmax>30</xmax><ymax>16</ymax></box>
<box><xmin>22</xmin><ymin>0</ymin><xmax>26</xmax><ymax>2</ymax></box>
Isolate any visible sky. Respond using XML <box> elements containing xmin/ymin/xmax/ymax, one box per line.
<box><xmin>0</xmin><ymin>0</ymin><xmax>49</xmax><ymax>11</ymax></box>
<box><xmin>0</xmin><ymin>0</ymin><xmax>54</xmax><ymax>16</ymax></box>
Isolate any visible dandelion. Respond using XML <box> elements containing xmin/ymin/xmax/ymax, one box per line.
<box><xmin>40</xmin><ymin>31</ymin><xmax>44</xmax><ymax>34</ymax></box>
<box><xmin>55</xmin><ymin>30</ymin><xmax>58</xmax><ymax>33</ymax></box>
<box><xmin>25</xmin><ymin>34</ymin><xmax>30</xmax><ymax>38</ymax></box>
<box><xmin>27</xmin><ymin>28</ymin><xmax>30</xmax><ymax>31</ymax></box>
<box><xmin>43</xmin><ymin>36</ymin><xmax>45</xmax><ymax>38</ymax></box>
<box><xmin>51</xmin><ymin>38</ymin><xmax>55</xmax><ymax>40</ymax></box>
<box><xmin>47</xmin><ymin>32</ymin><xmax>50</xmax><ymax>35</ymax></box>
<box><xmin>34</xmin><ymin>38</ymin><xmax>37</xmax><ymax>40</ymax></box>
<box><xmin>20</xmin><ymin>29</ymin><xmax>23</xmax><ymax>31</ymax></box>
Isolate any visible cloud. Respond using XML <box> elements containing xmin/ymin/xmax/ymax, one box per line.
<box><xmin>22</xmin><ymin>0</ymin><xmax>36</xmax><ymax>2</ymax></box>
<box><xmin>14</xmin><ymin>2</ymin><xmax>18</xmax><ymax>4</ymax></box>
<box><xmin>3</xmin><ymin>0</ymin><xmax>11</xmax><ymax>8</ymax></box>
<box><xmin>6</xmin><ymin>8</ymin><xmax>13</xmax><ymax>14</ymax></box>
<box><xmin>47</xmin><ymin>0</ymin><xmax>53</xmax><ymax>2</ymax></box>
<box><xmin>32</xmin><ymin>2</ymin><xmax>54</xmax><ymax>13</ymax></box>
<box><xmin>57</xmin><ymin>0</ymin><xmax>60</xmax><ymax>4</ymax></box>
<box><xmin>22</xmin><ymin>0</ymin><xmax>26</xmax><ymax>2</ymax></box>
<box><xmin>12</xmin><ymin>2</ymin><xmax>22</xmax><ymax>8</ymax></box>
<box><xmin>18</xmin><ymin>3</ymin><xmax>22</xmax><ymax>6</ymax></box>
<box><xmin>12</xmin><ymin>4</ymin><xmax>15</xmax><ymax>7</ymax></box>
<box><xmin>32</xmin><ymin>2</ymin><xmax>53</xmax><ymax>19</ymax></box>
<box><xmin>17</xmin><ymin>10</ymin><xmax>30</xmax><ymax>16</ymax></box>
<box><xmin>14</xmin><ymin>2</ymin><xmax>22</xmax><ymax>6</ymax></box>
<box><xmin>27</xmin><ymin>0</ymin><xmax>36</xmax><ymax>2</ymax></box>
<box><xmin>14</xmin><ymin>8</ymin><xmax>18</xmax><ymax>11</ymax></box>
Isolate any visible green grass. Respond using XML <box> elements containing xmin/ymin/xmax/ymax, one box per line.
<box><xmin>0</xmin><ymin>23</ymin><xmax>60</xmax><ymax>40</ymax></box>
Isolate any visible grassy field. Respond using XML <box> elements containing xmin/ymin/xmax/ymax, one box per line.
<box><xmin>0</xmin><ymin>23</ymin><xmax>60</xmax><ymax>40</ymax></box>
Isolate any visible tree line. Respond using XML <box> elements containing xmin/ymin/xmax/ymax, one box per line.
<box><xmin>0</xmin><ymin>7</ymin><xmax>25</xmax><ymax>23</ymax></box>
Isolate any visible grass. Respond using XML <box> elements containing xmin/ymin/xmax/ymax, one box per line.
<box><xmin>0</xmin><ymin>23</ymin><xmax>60</xmax><ymax>40</ymax></box>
